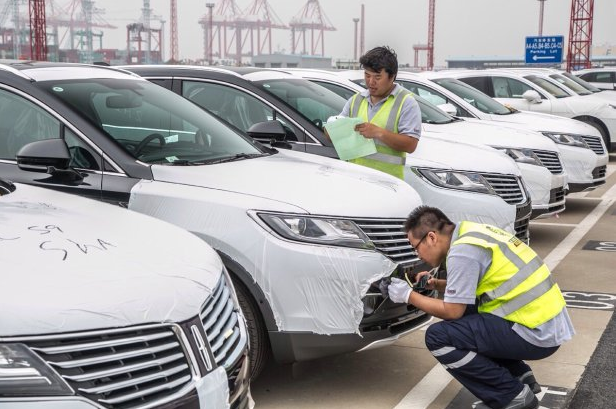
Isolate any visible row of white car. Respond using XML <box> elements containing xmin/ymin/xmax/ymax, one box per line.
<box><xmin>0</xmin><ymin>61</ymin><xmax>611</xmax><ymax>409</ymax></box>
<box><xmin>244</xmin><ymin>67</ymin><xmax>610</xmax><ymax>241</ymax></box>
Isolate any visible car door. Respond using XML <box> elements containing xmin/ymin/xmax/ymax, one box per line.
<box><xmin>0</xmin><ymin>87</ymin><xmax>106</xmax><ymax>201</ymax></box>
<box><xmin>178</xmin><ymin>79</ymin><xmax>309</xmax><ymax>152</ymax></box>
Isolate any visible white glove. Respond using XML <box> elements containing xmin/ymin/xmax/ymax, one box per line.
<box><xmin>388</xmin><ymin>277</ymin><xmax>413</xmax><ymax>304</ymax></box>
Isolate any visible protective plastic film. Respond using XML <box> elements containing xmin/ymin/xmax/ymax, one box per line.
<box><xmin>0</xmin><ymin>183</ymin><xmax>221</xmax><ymax>336</ymax></box>
<box><xmin>196</xmin><ymin>367</ymin><xmax>230</xmax><ymax>409</ymax></box>
<box><xmin>129</xmin><ymin>179</ymin><xmax>401</xmax><ymax>335</ymax></box>
<box><xmin>517</xmin><ymin>163</ymin><xmax>557</xmax><ymax>207</ymax></box>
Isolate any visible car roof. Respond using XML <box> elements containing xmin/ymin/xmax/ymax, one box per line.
<box><xmin>0</xmin><ymin>60</ymin><xmax>141</xmax><ymax>81</ymax></box>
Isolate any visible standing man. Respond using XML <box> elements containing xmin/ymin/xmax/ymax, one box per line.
<box><xmin>388</xmin><ymin>206</ymin><xmax>574</xmax><ymax>409</ymax></box>
<box><xmin>340</xmin><ymin>46</ymin><xmax>422</xmax><ymax>179</ymax></box>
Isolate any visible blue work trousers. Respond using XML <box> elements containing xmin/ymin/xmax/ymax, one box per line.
<box><xmin>425</xmin><ymin>310</ymin><xmax>559</xmax><ymax>409</ymax></box>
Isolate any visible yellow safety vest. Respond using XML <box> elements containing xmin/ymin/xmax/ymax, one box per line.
<box><xmin>452</xmin><ymin>221</ymin><xmax>566</xmax><ymax>329</ymax></box>
<box><xmin>348</xmin><ymin>89</ymin><xmax>412</xmax><ymax>180</ymax></box>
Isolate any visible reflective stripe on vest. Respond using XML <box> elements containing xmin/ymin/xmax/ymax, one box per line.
<box><xmin>453</xmin><ymin>221</ymin><xmax>566</xmax><ymax>328</ymax></box>
<box><xmin>348</xmin><ymin>90</ymin><xmax>411</xmax><ymax>179</ymax></box>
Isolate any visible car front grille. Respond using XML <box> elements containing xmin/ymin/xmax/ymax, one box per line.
<box><xmin>24</xmin><ymin>325</ymin><xmax>194</xmax><ymax>409</ymax></box>
<box><xmin>550</xmin><ymin>187</ymin><xmax>566</xmax><ymax>205</ymax></box>
<box><xmin>592</xmin><ymin>165</ymin><xmax>607</xmax><ymax>180</ymax></box>
<box><xmin>532</xmin><ymin>150</ymin><xmax>564</xmax><ymax>174</ymax></box>
<box><xmin>580</xmin><ymin>135</ymin><xmax>605</xmax><ymax>155</ymax></box>
<box><xmin>481</xmin><ymin>173</ymin><xmax>526</xmax><ymax>205</ymax></box>
<box><xmin>200</xmin><ymin>275</ymin><xmax>248</xmax><ymax>396</ymax></box>
<box><xmin>354</xmin><ymin>218</ymin><xmax>419</xmax><ymax>266</ymax></box>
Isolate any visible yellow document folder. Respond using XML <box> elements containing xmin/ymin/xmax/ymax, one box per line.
<box><xmin>324</xmin><ymin>117</ymin><xmax>377</xmax><ymax>161</ymax></box>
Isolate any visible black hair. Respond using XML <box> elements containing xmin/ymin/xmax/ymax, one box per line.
<box><xmin>404</xmin><ymin>205</ymin><xmax>454</xmax><ymax>237</ymax></box>
<box><xmin>359</xmin><ymin>46</ymin><xmax>398</xmax><ymax>78</ymax></box>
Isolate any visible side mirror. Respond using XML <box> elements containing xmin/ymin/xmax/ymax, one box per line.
<box><xmin>246</xmin><ymin>120</ymin><xmax>287</xmax><ymax>141</ymax></box>
<box><xmin>246</xmin><ymin>120</ymin><xmax>294</xmax><ymax>149</ymax></box>
<box><xmin>16</xmin><ymin>139</ymin><xmax>83</xmax><ymax>182</ymax></box>
<box><xmin>437</xmin><ymin>103</ymin><xmax>457</xmax><ymax>115</ymax></box>
<box><xmin>522</xmin><ymin>90</ymin><xmax>542</xmax><ymax>104</ymax></box>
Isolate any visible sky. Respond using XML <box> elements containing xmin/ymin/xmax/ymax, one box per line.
<box><xmin>19</xmin><ymin>0</ymin><xmax>616</xmax><ymax>66</ymax></box>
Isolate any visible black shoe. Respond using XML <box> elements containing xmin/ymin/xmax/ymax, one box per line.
<box><xmin>475</xmin><ymin>385</ymin><xmax>539</xmax><ymax>409</ymax></box>
<box><xmin>519</xmin><ymin>371</ymin><xmax>542</xmax><ymax>394</ymax></box>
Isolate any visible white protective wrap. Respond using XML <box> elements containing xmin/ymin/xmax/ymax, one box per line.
<box><xmin>196</xmin><ymin>367</ymin><xmax>230</xmax><ymax>409</ymax></box>
<box><xmin>0</xmin><ymin>184</ymin><xmax>222</xmax><ymax>336</ymax></box>
<box><xmin>558</xmin><ymin>144</ymin><xmax>600</xmax><ymax>185</ymax></box>
<box><xmin>129</xmin><ymin>152</ymin><xmax>421</xmax><ymax>334</ymax></box>
<box><xmin>517</xmin><ymin>163</ymin><xmax>563</xmax><ymax>208</ymax></box>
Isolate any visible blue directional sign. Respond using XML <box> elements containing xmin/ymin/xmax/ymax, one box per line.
<box><xmin>525</xmin><ymin>36</ymin><xmax>564</xmax><ymax>64</ymax></box>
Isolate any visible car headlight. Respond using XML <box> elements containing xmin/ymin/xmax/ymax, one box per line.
<box><xmin>414</xmin><ymin>168</ymin><xmax>496</xmax><ymax>195</ymax></box>
<box><xmin>257</xmin><ymin>213</ymin><xmax>375</xmax><ymax>249</ymax></box>
<box><xmin>494</xmin><ymin>147</ymin><xmax>543</xmax><ymax>166</ymax></box>
<box><xmin>542</xmin><ymin>132</ymin><xmax>590</xmax><ymax>149</ymax></box>
<box><xmin>0</xmin><ymin>343</ymin><xmax>73</xmax><ymax>396</ymax></box>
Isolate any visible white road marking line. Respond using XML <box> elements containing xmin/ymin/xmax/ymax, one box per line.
<box><xmin>543</xmin><ymin>181</ymin><xmax>616</xmax><ymax>271</ymax></box>
<box><xmin>393</xmin><ymin>364</ymin><xmax>452</xmax><ymax>409</ymax></box>
<box><xmin>530</xmin><ymin>222</ymin><xmax>578</xmax><ymax>227</ymax></box>
<box><xmin>391</xmin><ymin>173</ymin><xmax>616</xmax><ymax>409</ymax></box>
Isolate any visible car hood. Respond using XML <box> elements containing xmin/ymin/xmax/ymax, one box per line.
<box><xmin>480</xmin><ymin>111</ymin><xmax>603</xmax><ymax>137</ymax></box>
<box><xmin>423</xmin><ymin>119</ymin><xmax>558</xmax><ymax>152</ymax></box>
<box><xmin>150</xmin><ymin>150</ymin><xmax>422</xmax><ymax>218</ymax></box>
<box><xmin>410</xmin><ymin>134</ymin><xmax>521</xmax><ymax>175</ymax></box>
<box><xmin>0</xmin><ymin>183</ymin><xmax>222</xmax><ymax>336</ymax></box>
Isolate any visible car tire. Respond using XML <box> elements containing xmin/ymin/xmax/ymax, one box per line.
<box><xmin>232</xmin><ymin>278</ymin><xmax>271</xmax><ymax>380</ymax></box>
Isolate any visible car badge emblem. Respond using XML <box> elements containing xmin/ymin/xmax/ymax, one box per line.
<box><xmin>191</xmin><ymin>325</ymin><xmax>213</xmax><ymax>371</ymax></box>
<box><xmin>223</xmin><ymin>328</ymin><xmax>234</xmax><ymax>340</ymax></box>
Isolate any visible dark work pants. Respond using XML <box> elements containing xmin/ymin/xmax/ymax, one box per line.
<box><xmin>425</xmin><ymin>309</ymin><xmax>559</xmax><ymax>409</ymax></box>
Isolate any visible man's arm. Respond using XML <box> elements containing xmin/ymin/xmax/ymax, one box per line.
<box><xmin>408</xmin><ymin>290</ymin><xmax>467</xmax><ymax>320</ymax></box>
<box><xmin>354</xmin><ymin>123</ymin><xmax>419</xmax><ymax>153</ymax></box>
<box><xmin>354</xmin><ymin>95</ymin><xmax>421</xmax><ymax>153</ymax></box>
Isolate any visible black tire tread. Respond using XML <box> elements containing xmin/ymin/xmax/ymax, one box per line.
<box><xmin>232</xmin><ymin>278</ymin><xmax>271</xmax><ymax>380</ymax></box>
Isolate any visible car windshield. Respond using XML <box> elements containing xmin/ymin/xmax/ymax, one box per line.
<box><xmin>254</xmin><ymin>78</ymin><xmax>346</xmax><ymax>128</ymax></box>
<box><xmin>414</xmin><ymin>95</ymin><xmax>455</xmax><ymax>124</ymax></box>
<box><xmin>524</xmin><ymin>75</ymin><xmax>571</xmax><ymax>98</ymax></box>
<box><xmin>559</xmin><ymin>72</ymin><xmax>603</xmax><ymax>93</ymax></box>
<box><xmin>432</xmin><ymin>78</ymin><xmax>512</xmax><ymax>115</ymax></box>
<box><xmin>549</xmin><ymin>73</ymin><xmax>593</xmax><ymax>95</ymax></box>
<box><xmin>37</xmin><ymin>78</ymin><xmax>265</xmax><ymax>164</ymax></box>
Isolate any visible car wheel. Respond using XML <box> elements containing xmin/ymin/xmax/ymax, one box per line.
<box><xmin>232</xmin><ymin>278</ymin><xmax>271</xmax><ymax>380</ymax></box>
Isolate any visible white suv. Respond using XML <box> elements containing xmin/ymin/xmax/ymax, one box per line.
<box><xmin>0</xmin><ymin>61</ymin><xmax>429</xmax><ymax>380</ymax></box>
<box><xmin>574</xmin><ymin>67</ymin><xmax>616</xmax><ymax>91</ymax></box>
<box><xmin>0</xmin><ymin>178</ymin><xmax>249</xmax><ymax>408</ymax></box>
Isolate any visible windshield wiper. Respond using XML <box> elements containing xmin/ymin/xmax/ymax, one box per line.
<box><xmin>203</xmin><ymin>153</ymin><xmax>270</xmax><ymax>164</ymax></box>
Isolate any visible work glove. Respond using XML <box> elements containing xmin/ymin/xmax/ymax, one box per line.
<box><xmin>388</xmin><ymin>277</ymin><xmax>413</xmax><ymax>304</ymax></box>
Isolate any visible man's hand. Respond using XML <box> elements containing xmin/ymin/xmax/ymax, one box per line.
<box><xmin>355</xmin><ymin>122</ymin><xmax>383</xmax><ymax>140</ymax></box>
<box><xmin>388</xmin><ymin>277</ymin><xmax>413</xmax><ymax>304</ymax></box>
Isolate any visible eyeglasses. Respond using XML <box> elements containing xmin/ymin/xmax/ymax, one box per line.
<box><xmin>414</xmin><ymin>231</ymin><xmax>434</xmax><ymax>251</ymax></box>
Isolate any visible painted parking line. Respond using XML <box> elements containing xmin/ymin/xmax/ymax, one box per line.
<box><xmin>393</xmin><ymin>364</ymin><xmax>452</xmax><ymax>409</ymax></box>
<box><xmin>390</xmin><ymin>173</ymin><xmax>616</xmax><ymax>409</ymax></box>
<box><xmin>543</xmin><ymin>181</ymin><xmax>616</xmax><ymax>271</ymax></box>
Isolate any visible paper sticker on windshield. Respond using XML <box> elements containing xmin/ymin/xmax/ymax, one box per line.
<box><xmin>165</xmin><ymin>134</ymin><xmax>179</xmax><ymax>143</ymax></box>
<box><xmin>165</xmin><ymin>156</ymin><xmax>179</xmax><ymax>162</ymax></box>
<box><xmin>52</xmin><ymin>87</ymin><xmax>64</xmax><ymax>92</ymax></box>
